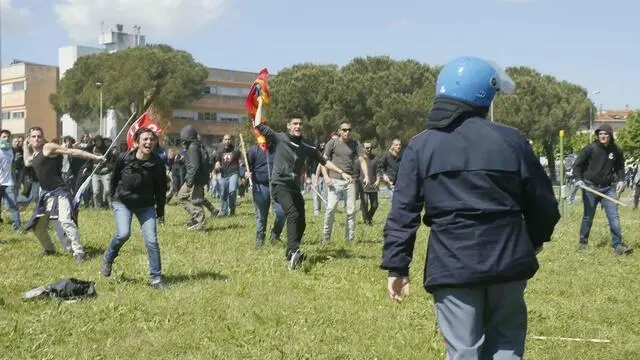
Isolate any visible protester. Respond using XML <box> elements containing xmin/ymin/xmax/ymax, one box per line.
<box><xmin>381</xmin><ymin>56</ymin><xmax>560</xmax><ymax>359</ymax></box>
<box><xmin>213</xmin><ymin>134</ymin><xmax>242</xmax><ymax>216</ymax></box>
<box><xmin>177</xmin><ymin>125</ymin><xmax>217</xmax><ymax>231</ymax></box>
<box><xmin>572</xmin><ymin>123</ymin><xmax>631</xmax><ymax>255</ymax></box>
<box><xmin>245</xmin><ymin>143</ymin><xmax>285</xmax><ymax>247</ymax></box>
<box><xmin>0</xmin><ymin>130</ymin><xmax>21</xmax><ymax>232</ymax></box>
<box><xmin>254</xmin><ymin>98</ymin><xmax>352</xmax><ymax>269</ymax></box>
<box><xmin>358</xmin><ymin>141</ymin><xmax>380</xmax><ymax>226</ymax></box>
<box><xmin>321</xmin><ymin>121</ymin><xmax>369</xmax><ymax>242</ymax></box>
<box><xmin>23</xmin><ymin>126</ymin><xmax>105</xmax><ymax>263</ymax></box>
<box><xmin>100</xmin><ymin>127</ymin><xmax>168</xmax><ymax>289</ymax></box>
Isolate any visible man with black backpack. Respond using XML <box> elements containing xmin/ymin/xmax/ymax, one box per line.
<box><xmin>177</xmin><ymin>125</ymin><xmax>219</xmax><ymax>231</ymax></box>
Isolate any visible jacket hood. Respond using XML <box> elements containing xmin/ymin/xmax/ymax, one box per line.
<box><xmin>180</xmin><ymin>125</ymin><xmax>199</xmax><ymax>142</ymax></box>
<box><xmin>594</xmin><ymin>123</ymin><xmax>616</xmax><ymax>145</ymax></box>
<box><xmin>426</xmin><ymin>96</ymin><xmax>489</xmax><ymax>130</ymax></box>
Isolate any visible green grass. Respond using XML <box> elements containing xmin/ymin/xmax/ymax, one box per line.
<box><xmin>1</xmin><ymin>193</ymin><xmax>640</xmax><ymax>359</ymax></box>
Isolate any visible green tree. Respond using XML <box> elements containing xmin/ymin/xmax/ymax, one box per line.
<box><xmin>494</xmin><ymin>67</ymin><xmax>591</xmax><ymax>182</ymax></box>
<box><xmin>566</xmin><ymin>132</ymin><xmax>591</xmax><ymax>155</ymax></box>
<box><xmin>50</xmin><ymin>44</ymin><xmax>209</xmax><ymax>131</ymax></box>
<box><xmin>265</xmin><ymin>56</ymin><xmax>437</xmax><ymax>149</ymax></box>
<box><xmin>615</xmin><ymin>111</ymin><xmax>640</xmax><ymax>160</ymax></box>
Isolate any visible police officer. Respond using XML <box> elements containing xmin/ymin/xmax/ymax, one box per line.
<box><xmin>381</xmin><ymin>56</ymin><xmax>560</xmax><ymax>359</ymax></box>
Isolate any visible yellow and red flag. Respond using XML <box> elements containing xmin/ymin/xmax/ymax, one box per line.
<box><xmin>246</xmin><ymin>68</ymin><xmax>271</xmax><ymax>153</ymax></box>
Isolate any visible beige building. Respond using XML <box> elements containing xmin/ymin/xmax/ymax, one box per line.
<box><xmin>0</xmin><ymin>60</ymin><xmax>59</xmax><ymax>138</ymax></box>
<box><xmin>593</xmin><ymin>109</ymin><xmax>634</xmax><ymax>134</ymax></box>
<box><xmin>166</xmin><ymin>67</ymin><xmax>258</xmax><ymax>146</ymax></box>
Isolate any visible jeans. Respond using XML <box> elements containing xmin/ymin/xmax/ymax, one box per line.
<box><xmin>17</xmin><ymin>181</ymin><xmax>40</xmax><ymax>205</ymax></box>
<box><xmin>359</xmin><ymin>187</ymin><xmax>379</xmax><ymax>224</ymax></box>
<box><xmin>252</xmin><ymin>183</ymin><xmax>285</xmax><ymax>241</ymax></box>
<box><xmin>323</xmin><ymin>178</ymin><xmax>357</xmax><ymax>241</ymax></box>
<box><xmin>579</xmin><ymin>185</ymin><xmax>623</xmax><ymax>248</ymax></box>
<box><xmin>92</xmin><ymin>173</ymin><xmax>112</xmax><ymax>208</ymax></box>
<box><xmin>219</xmin><ymin>173</ymin><xmax>239</xmax><ymax>215</ymax></box>
<box><xmin>103</xmin><ymin>202</ymin><xmax>161</xmax><ymax>283</ymax></box>
<box><xmin>0</xmin><ymin>185</ymin><xmax>21</xmax><ymax>230</ymax></box>
<box><xmin>434</xmin><ymin>280</ymin><xmax>528</xmax><ymax>360</ymax></box>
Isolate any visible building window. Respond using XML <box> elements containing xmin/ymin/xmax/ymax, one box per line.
<box><xmin>11</xmin><ymin>111</ymin><xmax>25</xmax><ymax>119</ymax></box>
<box><xmin>216</xmin><ymin>112</ymin><xmax>241</xmax><ymax>123</ymax></box>
<box><xmin>1</xmin><ymin>81</ymin><xmax>26</xmax><ymax>93</ymax></box>
<box><xmin>216</xmin><ymin>86</ymin><xmax>249</xmax><ymax>97</ymax></box>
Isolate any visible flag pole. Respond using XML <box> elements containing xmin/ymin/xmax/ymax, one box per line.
<box><xmin>73</xmin><ymin>111</ymin><xmax>139</xmax><ymax>207</ymax></box>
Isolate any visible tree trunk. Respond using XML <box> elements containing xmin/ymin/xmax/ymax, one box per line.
<box><xmin>543</xmin><ymin>141</ymin><xmax>557</xmax><ymax>184</ymax></box>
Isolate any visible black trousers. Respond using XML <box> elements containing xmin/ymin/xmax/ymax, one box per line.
<box><xmin>361</xmin><ymin>191</ymin><xmax>379</xmax><ymax>223</ymax></box>
<box><xmin>272</xmin><ymin>184</ymin><xmax>306</xmax><ymax>258</ymax></box>
<box><xmin>356</xmin><ymin>181</ymin><xmax>379</xmax><ymax>223</ymax></box>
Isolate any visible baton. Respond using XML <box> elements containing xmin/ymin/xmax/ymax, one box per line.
<box><xmin>579</xmin><ymin>184</ymin><xmax>628</xmax><ymax>207</ymax></box>
<box><xmin>310</xmin><ymin>185</ymin><xmax>328</xmax><ymax>205</ymax></box>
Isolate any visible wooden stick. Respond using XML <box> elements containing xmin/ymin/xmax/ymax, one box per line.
<box><xmin>239</xmin><ymin>134</ymin><xmax>253</xmax><ymax>187</ymax></box>
<box><xmin>579</xmin><ymin>185</ymin><xmax>628</xmax><ymax>207</ymax></box>
<box><xmin>531</xmin><ymin>335</ymin><xmax>611</xmax><ymax>343</ymax></box>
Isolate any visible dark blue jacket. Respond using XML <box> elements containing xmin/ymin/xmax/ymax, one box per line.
<box><xmin>247</xmin><ymin>144</ymin><xmax>275</xmax><ymax>185</ymax></box>
<box><xmin>381</xmin><ymin>97</ymin><xmax>560</xmax><ymax>293</ymax></box>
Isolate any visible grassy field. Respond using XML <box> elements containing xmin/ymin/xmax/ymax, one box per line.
<box><xmin>1</xmin><ymin>192</ymin><xmax>640</xmax><ymax>359</ymax></box>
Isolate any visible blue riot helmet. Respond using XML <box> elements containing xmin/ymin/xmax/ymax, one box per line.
<box><xmin>435</xmin><ymin>56</ymin><xmax>516</xmax><ymax>108</ymax></box>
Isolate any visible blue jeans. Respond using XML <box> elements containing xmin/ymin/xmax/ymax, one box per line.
<box><xmin>252</xmin><ymin>183</ymin><xmax>285</xmax><ymax>240</ymax></box>
<box><xmin>219</xmin><ymin>173</ymin><xmax>239</xmax><ymax>215</ymax></box>
<box><xmin>104</xmin><ymin>202</ymin><xmax>161</xmax><ymax>283</ymax></box>
<box><xmin>579</xmin><ymin>185</ymin><xmax>623</xmax><ymax>248</ymax></box>
<box><xmin>17</xmin><ymin>181</ymin><xmax>40</xmax><ymax>205</ymax></box>
<box><xmin>1</xmin><ymin>185</ymin><xmax>21</xmax><ymax>230</ymax></box>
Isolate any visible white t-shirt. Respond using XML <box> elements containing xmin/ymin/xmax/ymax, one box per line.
<box><xmin>0</xmin><ymin>148</ymin><xmax>14</xmax><ymax>186</ymax></box>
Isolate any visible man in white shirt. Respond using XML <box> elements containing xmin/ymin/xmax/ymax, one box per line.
<box><xmin>0</xmin><ymin>130</ymin><xmax>21</xmax><ymax>232</ymax></box>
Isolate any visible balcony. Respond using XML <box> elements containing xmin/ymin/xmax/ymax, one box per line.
<box><xmin>1</xmin><ymin>91</ymin><xmax>25</xmax><ymax>107</ymax></box>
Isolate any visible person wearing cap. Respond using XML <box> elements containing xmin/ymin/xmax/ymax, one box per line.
<box><xmin>572</xmin><ymin>123</ymin><xmax>632</xmax><ymax>255</ymax></box>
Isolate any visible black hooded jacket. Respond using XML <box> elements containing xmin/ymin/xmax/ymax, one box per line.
<box><xmin>381</xmin><ymin>97</ymin><xmax>560</xmax><ymax>293</ymax></box>
<box><xmin>572</xmin><ymin>124</ymin><xmax>625</xmax><ymax>186</ymax></box>
<box><xmin>179</xmin><ymin>125</ymin><xmax>209</xmax><ymax>187</ymax></box>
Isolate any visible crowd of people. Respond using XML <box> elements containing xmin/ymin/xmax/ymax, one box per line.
<box><xmin>4</xmin><ymin>54</ymin><xmax>631</xmax><ymax>359</ymax></box>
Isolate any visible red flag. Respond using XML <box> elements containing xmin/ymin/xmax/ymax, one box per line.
<box><xmin>126</xmin><ymin>111</ymin><xmax>163</xmax><ymax>150</ymax></box>
<box><xmin>246</xmin><ymin>68</ymin><xmax>271</xmax><ymax>153</ymax></box>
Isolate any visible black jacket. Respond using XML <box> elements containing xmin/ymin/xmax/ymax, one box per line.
<box><xmin>110</xmin><ymin>150</ymin><xmax>167</xmax><ymax>217</ymax></box>
<box><xmin>256</xmin><ymin>124</ymin><xmax>326</xmax><ymax>189</ymax></box>
<box><xmin>572</xmin><ymin>140</ymin><xmax>625</xmax><ymax>187</ymax></box>
<box><xmin>180</xmin><ymin>125</ymin><xmax>209</xmax><ymax>187</ymax></box>
<box><xmin>381</xmin><ymin>97</ymin><xmax>560</xmax><ymax>293</ymax></box>
<box><xmin>379</xmin><ymin>151</ymin><xmax>401</xmax><ymax>183</ymax></box>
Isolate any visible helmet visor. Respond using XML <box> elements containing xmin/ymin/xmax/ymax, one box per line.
<box><xmin>488</xmin><ymin>61</ymin><xmax>516</xmax><ymax>95</ymax></box>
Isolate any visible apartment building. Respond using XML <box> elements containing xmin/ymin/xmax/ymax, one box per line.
<box><xmin>0</xmin><ymin>60</ymin><xmax>59</xmax><ymax>138</ymax></box>
<box><xmin>166</xmin><ymin>67</ymin><xmax>257</xmax><ymax>146</ymax></box>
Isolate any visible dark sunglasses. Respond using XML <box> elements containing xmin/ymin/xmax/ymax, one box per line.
<box><xmin>364</xmin><ymin>147</ymin><xmax>372</xmax><ymax>150</ymax></box>
<box><xmin>340</xmin><ymin>128</ymin><xmax>352</xmax><ymax>132</ymax></box>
